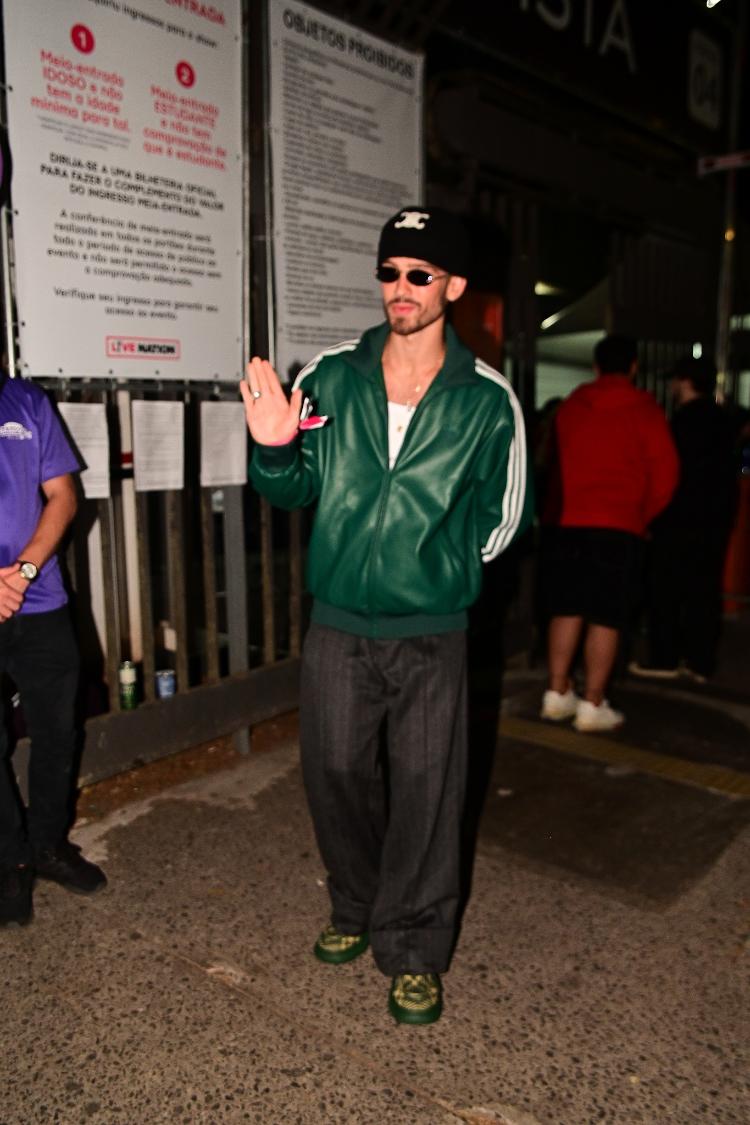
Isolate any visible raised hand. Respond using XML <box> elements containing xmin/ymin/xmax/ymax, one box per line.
<box><xmin>239</xmin><ymin>357</ymin><xmax>303</xmax><ymax>446</ymax></box>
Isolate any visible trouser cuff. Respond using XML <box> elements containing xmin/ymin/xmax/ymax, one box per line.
<box><xmin>370</xmin><ymin>926</ymin><xmax>455</xmax><ymax>976</ymax></box>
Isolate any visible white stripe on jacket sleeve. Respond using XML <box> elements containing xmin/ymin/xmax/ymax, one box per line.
<box><xmin>475</xmin><ymin>359</ymin><xmax>528</xmax><ymax>561</ymax></box>
<box><xmin>291</xmin><ymin>339</ymin><xmax>359</xmax><ymax>391</ymax></box>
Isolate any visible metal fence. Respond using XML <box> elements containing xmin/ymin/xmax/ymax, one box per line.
<box><xmin>11</xmin><ymin>381</ymin><xmax>305</xmax><ymax>791</ymax></box>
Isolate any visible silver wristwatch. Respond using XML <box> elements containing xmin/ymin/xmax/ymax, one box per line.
<box><xmin>17</xmin><ymin>560</ymin><xmax>39</xmax><ymax>582</ymax></box>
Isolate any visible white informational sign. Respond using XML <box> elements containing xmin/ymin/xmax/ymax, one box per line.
<box><xmin>199</xmin><ymin>400</ymin><xmax>247</xmax><ymax>486</ymax></box>
<box><xmin>132</xmin><ymin>399</ymin><xmax>184</xmax><ymax>491</ymax></box>
<box><xmin>268</xmin><ymin>2</ymin><xmax>423</xmax><ymax>380</ymax></box>
<box><xmin>57</xmin><ymin>400</ymin><xmax>111</xmax><ymax>499</ymax></box>
<box><xmin>3</xmin><ymin>0</ymin><xmax>243</xmax><ymax>381</ymax></box>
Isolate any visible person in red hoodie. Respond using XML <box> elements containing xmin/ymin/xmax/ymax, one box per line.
<box><xmin>539</xmin><ymin>335</ymin><xmax>679</xmax><ymax>731</ymax></box>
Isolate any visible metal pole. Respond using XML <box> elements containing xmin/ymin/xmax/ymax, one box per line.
<box><xmin>242</xmin><ymin>0</ymin><xmax>252</xmax><ymax>368</ymax></box>
<box><xmin>98</xmin><ymin>495</ymin><xmax>123</xmax><ymax>711</ymax></box>
<box><xmin>715</xmin><ymin>2</ymin><xmax>747</xmax><ymax>401</ymax></box>
<box><xmin>0</xmin><ymin>7</ymin><xmax>16</xmax><ymax>379</ymax></box>
<box><xmin>135</xmin><ymin>490</ymin><xmax>156</xmax><ymax>703</ymax></box>
<box><xmin>200</xmin><ymin>487</ymin><xmax>220</xmax><ymax>682</ymax></box>
<box><xmin>0</xmin><ymin>206</ymin><xmax>16</xmax><ymax>377</ymax></box>
<box><xmin>260</xmin><ymin>0</ymin><xmax>275</xmax><ymax>367</ymax></box>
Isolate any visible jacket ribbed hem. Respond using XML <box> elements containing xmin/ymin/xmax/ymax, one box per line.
<box><xmin>311</xmin><ymin>600</ymin><xmax>467</xmax><ymax>639</ymax></box>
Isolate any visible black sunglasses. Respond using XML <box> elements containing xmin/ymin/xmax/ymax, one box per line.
<box><xmin>375</xmin><ymin>265</ymin><xmax>447</xmax><ymax>286</ymax></box>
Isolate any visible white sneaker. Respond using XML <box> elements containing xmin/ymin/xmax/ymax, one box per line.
<box><xmin>628</xmin><ymin>661</ymin><xmax>679</xmax><ymax>680</ymax></box>
<box><xmin>573</xmin><ymin>699</ymin><xmax>624</xmax><ymax>732</ymax></box>
<box><xmin>541</xmin><ymin>688</ymin><xmax>580</xmax><ymax>721</ymax></box>
<box><xmin>680</xmin><ymin>666</ymin><xmax>709</xmax><ymax>685</ymax></box>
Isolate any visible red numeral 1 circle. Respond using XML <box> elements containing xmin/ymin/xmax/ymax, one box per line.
<box><xmin>71</xmin><ymin>24</ymin><xmax>95</xmax><ymax>54</ymax></box>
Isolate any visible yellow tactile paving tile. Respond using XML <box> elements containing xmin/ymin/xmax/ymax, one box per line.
<box><xmin>500</xmin><ymin>715</ymin><xmax>750</xmax><ymax>799</ymax></box>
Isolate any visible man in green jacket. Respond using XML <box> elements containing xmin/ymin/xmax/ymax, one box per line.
<box><xmin>241</xmin><ymin>207</ymin><xmax>530</xmax><ymax>1024</ymax></box>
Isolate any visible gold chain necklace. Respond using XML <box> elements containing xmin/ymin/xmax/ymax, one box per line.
<box><xmin>385</xmin><ymin>353</ymin><xmax>444</xmax><ymax>413</ymax></box>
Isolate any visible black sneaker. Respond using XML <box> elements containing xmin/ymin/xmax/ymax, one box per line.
<box><xmin>35</xmin><ymin>841</ymin><xmax>107</xmax><ymax>895</ymax></box>
<box><xmin>0</xmin><ymin>863</ymin><xmax>33</xmax><ymax>926</ymax></box>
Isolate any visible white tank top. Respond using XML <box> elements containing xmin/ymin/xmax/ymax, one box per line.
<box><xmin>387</xmin><ymin>401</ymin><xmax>415</xmax><ymax>468</ymax></box>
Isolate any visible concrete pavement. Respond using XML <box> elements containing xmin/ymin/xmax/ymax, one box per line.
<box><xmin>2</xmin><ymin>674</ymin><xmax>749</xmax><ymax>1125</ymax></box>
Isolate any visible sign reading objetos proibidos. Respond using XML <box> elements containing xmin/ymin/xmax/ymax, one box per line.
<box><xmin>3</xmin><ymin>0</ymin><xmax>243</xmax><ymax>380</ymax></box>
<box><xmin>268</xmin><ymin>2</ymin><xmax>423</xmax><ymax>381</ymax></box>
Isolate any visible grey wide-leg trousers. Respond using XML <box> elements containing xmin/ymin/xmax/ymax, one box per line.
<box><xmin>300</xmin><ymin>622</ymin><xmax>468</xmax><ymax>976</ymax></box>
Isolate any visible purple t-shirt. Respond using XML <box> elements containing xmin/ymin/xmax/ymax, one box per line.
<box><xmin>0</xmin><ymin>377</ymin><xmax>79</xmax><ymax>614</ymax></box>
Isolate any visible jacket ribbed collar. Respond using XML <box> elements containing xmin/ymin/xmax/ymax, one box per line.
<box><xmin>348</xmin><ymin>321</ymin><xmax>479</xmax><ymax>388</ymax></box>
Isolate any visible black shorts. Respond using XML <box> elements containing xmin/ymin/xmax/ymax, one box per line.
<box><xmin>540</xmin><ymin>526</ymin><xmax>643</xmax><ymax>629</ymax></box>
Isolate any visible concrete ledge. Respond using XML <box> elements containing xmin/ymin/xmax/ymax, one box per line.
<box><xmin>13</xmin><ymin>658</ymin><xmax>301</xmax><ymax>794</ymax></box>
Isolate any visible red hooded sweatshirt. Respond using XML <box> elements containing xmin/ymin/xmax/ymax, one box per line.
<box><xmin>545</xmin><ymin>375</ymin><xmax>679</xmax><ymax>535</ymax></box>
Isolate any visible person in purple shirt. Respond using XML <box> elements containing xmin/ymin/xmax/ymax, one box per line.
<box><xmin>0</xmin><ymin>372</ymin><xmax>105</xmax><ymax>927</ymax></box>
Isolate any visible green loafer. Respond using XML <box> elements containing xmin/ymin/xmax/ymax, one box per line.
<box><xmin>388</xmin><ymin>973</ymin><xmax>443</xmax><ymax>1025</ymax></box>
<box><xmin>313</xmin><ymin>924</ymin><xmax>370</xmax><ymax>964</ymax></box>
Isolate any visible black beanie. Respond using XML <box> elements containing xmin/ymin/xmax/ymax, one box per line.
<box><xmin>377</xmin><ymin>207</ymin><xmax>470</xmax><ymax>277</ymax></box>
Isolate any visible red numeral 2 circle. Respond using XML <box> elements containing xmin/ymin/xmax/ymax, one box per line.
<box><xmin>176</xmin><ymin>61</ymin><xmax>195</xmax><ymax>88</ymax></box>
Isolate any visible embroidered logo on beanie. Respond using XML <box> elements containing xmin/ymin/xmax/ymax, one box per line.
<box><xmin>394</xmin><ymin>211</ymin><xmax>429</xmax><ymax>231</ymax></box>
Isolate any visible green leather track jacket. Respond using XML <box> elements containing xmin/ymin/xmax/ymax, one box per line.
<box><xmin>250</xmin><ymin>322</ymin><xmax>531</xmax><ymax>638</ymax></box>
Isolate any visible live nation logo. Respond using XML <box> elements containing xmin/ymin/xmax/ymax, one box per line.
<box><xmin>106</xmin><ymin>335</ymin><xmax>181</xmax><ymax>359</ymax></box>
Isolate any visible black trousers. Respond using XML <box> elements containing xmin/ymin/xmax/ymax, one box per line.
<box><xmin>300</xmin><ymin>623</ymin><xmax>468</xmax><ymax>976</ymax></box>
<box><xmin>0</xmin><ymin>607</ymin><xmax>79</xmax><ymax>866</ymax></box>
<box><xmin>647</xmin><ymin>525</ymin><xmax>728</xmax><ymax>677</ymax></box>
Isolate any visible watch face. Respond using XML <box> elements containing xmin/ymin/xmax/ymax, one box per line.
<box><xmin>19</xmin><ymin>562</ymin><xmax>38</xmax><ymax>581</ymax></box>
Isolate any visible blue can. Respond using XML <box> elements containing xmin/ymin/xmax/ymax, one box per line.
<box><xmin>155</xmin><ymin>669</ymin><xmax>176</xmax><ymax>698</ymax></box>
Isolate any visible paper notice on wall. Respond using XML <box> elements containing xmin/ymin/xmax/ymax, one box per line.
<box><xmin>268</xmin><ymin>2</ymin><xmax>423</xmax><ymax>381</ymax></box>
<box><xmin>57</xmin><ymin>400</ymin><xmax>111</xmax><ymax>499</ymax></box>
<box><xmin>3</xmin><ymin>0</ymin><xmax>243</xmax><ymax>381</ymax></box>
<box><xmin>199</xmin><ymin>400</ymin><xmax>247</xmax><ymax>486</ymax></box>
<box><xmin>132</xmin><ymin>399</ymin><xmax>184</xmax><ymax>491</ymax></box>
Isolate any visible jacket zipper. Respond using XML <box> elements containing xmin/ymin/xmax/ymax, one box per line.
<box><xmin>367</xmin><ymin>373</ymin><xmax>451</xmax><ymax>610</ymax></box>
<box><xmin>365</xmin><ymin>380</ymin><xmax>392</xmax><ymax>613</ymax></box>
